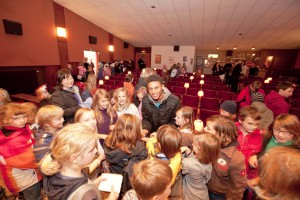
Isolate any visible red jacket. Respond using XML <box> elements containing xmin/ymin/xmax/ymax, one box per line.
<box><xmin>265</xmin><ymin>90</ymin><xmax>289</xmax><ymax>118</ymax></box>
<box><xmin>237</xmin><ymin>85</ymin><xmax>265</xmax><ymax>108</ymax></box>
<box><xmin>236</xmin><ymin>122</ymin><xmax>263</xmax><ymax>179</ymax></box>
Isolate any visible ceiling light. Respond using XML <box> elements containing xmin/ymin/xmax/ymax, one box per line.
<box><xmin>151</xmin><ymin>5</ymin><xmax>155</xmax><ymax>8</ymax></box>
<box><xmin>233</xmin><ymin>46</ymin><xmax>237</xmax><ymax>50</ymax></box>
<box><xmin>252</xmin><ymin>47</ymin><xmax>255</xmax><ymax>50</ymax></box>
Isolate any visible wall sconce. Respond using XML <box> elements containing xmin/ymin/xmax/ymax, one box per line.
<box><xmin>267</xmin><ymin>56</ymin><xmax>273</xmax><ymax>62</ymax></box>
<box><xmin>267</xmin><ymin>77</ymin><xmax>272</xmax><ymax>81</ymax></box>
<box><xmin>200</xmin><ymin>80</ymin><xmax>204</xmax><ymax>85</ymax></box>
<box><xmin>109</xmin><ymin>45</ymin><xmax>114</xmax><ymax>52</ymax></box>
<box><xmin>194</xmin><ymin>119</ymin><xmax>204</xmax><ymax>132</ymax></box>
<box><xmin>190</xmin><ymin>76</ymin><xmax>194</xmax><ymax>82</ymax></box>
<box><xmin>184</xmin><ymin>83</ymin><xmax>189</xmax><ymax>88</ymax></box>
<box><xmin>128</xmin><ymin>71</ymin><xmax>132</xmax><ymax>74</ymax></box>
<box><xmin>99</xmin><ymin>80</ymin><xmax>104</xmax><ymax>85</ymax></box>
<box><xmin>105</xmin><ymin>76</ymin><xmax>109</xmax><ymax>80</ymax></box>
<box><xmin>264</xmin><ymin>79</ymin><xmax>269</xmax><ymax>84</ymax></box>
<box><xmin>201</xmin><ymin>74</ymin><xmax>205</xmax><ymax>79</ymax></box>
<box><xmin>198</xmin><ymin>90</ymin><xmax>204</xmax><ymax>97</ymax></box>
<box><xmin>56</xmin><ymin>27</ymin><xmax>67</xmax><ymax>38</ymax></box>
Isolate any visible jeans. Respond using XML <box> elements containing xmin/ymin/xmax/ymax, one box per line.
<box><xmin>22</xmin><ymin>182</ymin><xmax>41</xmax><ymax>200</ymax></box>
<box><xmin>209</xmin><ymin>191</ymin><xmax>226</xmax><ymax>200</ymax></box>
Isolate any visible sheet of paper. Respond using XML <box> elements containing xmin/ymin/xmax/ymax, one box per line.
<box><xmin>98</xmin><ymin>173</ymin><xmax>123</xmax><ymax>193</ymax></box>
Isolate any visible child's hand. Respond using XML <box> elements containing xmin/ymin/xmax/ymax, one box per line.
<box><xmin>246</xmin><ymin>177</ymin><xmax>260</xmax><ymax>190</ymax></box>
<box><xmin>150</xmin><ymin>132</ymin><xmax>157</xmax><ymax>138</ymax></box>
<box><xmin>249</xmin><ymin>155</ymin><xmax>258</xmax><ymax>168</ymax></box>
<box><xmin>141</xmin><ymin>137</ymin><xmax>149</xmax><ymax>142</ymax></box>
<box><xmin>93</xmin><ymin>175</ymin><xmax>107</xmax><ymax>186</ymax></box>
<box><xmin>106</xmin><ymin>186</ymin><xmax>119</xmax><ymax>200</ymax></box>
<box><xmin>180</xmin><ymin>146</ymin><xmax>189</xmax><ymax>153</ymax></box>
<box><xmin>0</xmin><ymin>156</ymin><xmax>6</xmax><ymax>165</ymax></box>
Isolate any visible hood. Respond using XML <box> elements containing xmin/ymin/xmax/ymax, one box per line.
<box><xmin>251</xmin><ymin>102</ymin><xmax>268</xmax><ymax>113</ymax></box>
<box><xmin>266</xmin><ymin>90</ymin><xmax>284</xmax><ymax>103</ymax></box>
<box><xmin>43</xmin><ymin>173</ymin><xmax>88</xmax><ymax>200</ymax></box>
<box><xmin>147</xmin><ymin>87</ymin><xmax>171</xmax><ymax>104</ymax></box>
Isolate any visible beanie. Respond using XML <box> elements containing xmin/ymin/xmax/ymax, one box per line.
<box><xmin>252</xmin><ymin>92</ymin><xmax>264</xmax><ymax>103</ymax></box>
<box><xmin>220</xmin><ymin>100</ymin><xmax>237</xmax><ymax>115</ymax></box>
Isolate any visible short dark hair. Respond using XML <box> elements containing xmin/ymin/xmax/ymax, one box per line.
<box><xmin>277</xmin><ymin>81</ymin><xmax>295</xmax><ymax>92</ymax></box>
<box><xmin>146</xmin><ymin>74</ymin><xmax>164</xmax><ymax>85</ymax></box>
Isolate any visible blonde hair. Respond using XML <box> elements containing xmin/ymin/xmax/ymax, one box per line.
<box><xmin>113</xmin><ymin>87</ymin><xmax>131</xmax><ymax>111</ymax></box>
<box><xmin>36</xmin><ymin>105</ymin><xmax>64</xmax><ymax>129</ymax></box>
<box><xmin>140</xmin><ymin>68</ymin><xmax>155</xmax><ymax>78</ymax></box>
<box><xmin>257</xmin><ymin>146</ymin><xmax>300</xmax><ymax>199</ymax></box>
<box><xmin>157</xmin><ymin>125</ymin><xmax>182</xmax><ymax>159</ymax></box>
<box><xmin>0</xmin><ymin>102</ymin><xmax>27</xmax><ymax>127</ymax></box>
<box><xmin>84</xmin><ymin>73</ymin><xmax>97</xmax><ymax>92</ymax></box>
<box><xmin>206</xmin><ymin>115</ymin><xmax>238</xmax><ymax>146</ymax></box>
<box><xmin>132</xmin><ymin>159</ymin><xmax>172</xmax><ymax>200</ymax></box>
<box><xmin>273</xmin><ymin>114</ymin><xmax>300</xmax><ymax>145</ymax></box>
<box><xmin>238</xmin><ymin>106</ymin><xmax>261</xmax><ymax>121</ymax></box>
<box><xmin>177</xmin><ymin>106</ymin><xmax>194</xmax><ymax>131</ymax></box>
<box><xmin>105</xmin><ymin>114</ymin><xmax>142</xmax><ymax>154</ymax></box>
<box><xmin>0</xmin><ymin>88</ymin><xmax>11</xmax><ymax>105</ymax></box>
<box><xmin>22</xmin><ymin>102</ymin><xmax>38</xmax><ymax>124</ymax></box>
<box><xmin>74</xmin><ymin>108</ymin><xmax>95</xmax><ymax>122</ymax></box>
<box><xmin>193</xmin><ymin>133</ymin><xmax>220</xmax><ymax>165</ymax></box>
<box><xmin>92</xmin><ymin>89</ymin><xmax>116</xmax><ymax>125</ymax></box>
<box><xmin>40</xmin><ymin>123</ymin><xmax>97</xmax><ymax>175</ymax></box>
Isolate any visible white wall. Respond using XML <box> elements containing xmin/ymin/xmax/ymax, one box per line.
<box><xmin>151</xmin><ymin>46</ymin><xmax>196</xmax><ymax>72</ymax></box>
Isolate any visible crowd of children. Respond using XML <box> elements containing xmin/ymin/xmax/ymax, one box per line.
<box><xmin>0</xmin><ymin>69</ymin><xmax>299</xmax><ymax>200</ymax></box>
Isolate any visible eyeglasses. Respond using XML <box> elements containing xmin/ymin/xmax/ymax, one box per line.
<box><xmin>273</xmin><ymin>128</ymin><xmax>291</xmax><ymax>136</ymax></box>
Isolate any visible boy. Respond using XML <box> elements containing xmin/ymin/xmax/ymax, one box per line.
<box><xmin>236</xmin><ymin>80</ymin><xmax>265</xmax><ymax>108</ymax></box>
<box><xmin>219</xmin><ymin>100</ymin><xmax>237</xmax><ymax>120</ymax></box>
<box><xmin>123</xmin><ymin>159</ymin><xmax>173</xmax><ymax>200</ymax></box>
<box><xmin>265</xmin><ymin>81</ymin><xmax>295</xmax><ymax>118</ymax></box>
<box><xmin>236</xmin><ymin>106</ymin><xmax>263</xmax><ymax>179</ymax></box>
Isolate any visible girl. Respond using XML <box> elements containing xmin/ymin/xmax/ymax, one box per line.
<box><xmin>74</xmin><ymin>108</ymin><xmax>106</xmax><ymax>175</ymax></box>
<box><xmin>146</xmin><ymin>125</ymin><xmax>183</xmax><ymax>200</ymax></box>
<box><xmin>134</xmin><ymin>86</ymin><xmax>147</xmax><ymax>119</ymax></box>
<box><xmin>92</xmin><ymin>89</ymin><xmax>118</xmax><ymax>136</ymax></box>
<box><xmin>0</xmin><ymin>88</ymin><xmax>11</xmax><ymax>106</ymax></box>
<box><xmin>123</xmin><ymin>74</ymin><xmax>134</xmax><ymax>101</ymax></box>
<box><xmin>41</xmin><ymin>123</ymin><xmax>117</xmax><ymax>200</ymax></box>
<box><xmin>104</xmin><ymin>114</ymin><xmax>148</xmax><ymax>196</ymax></box>
<box><xmin>175</xmin><ymin>106</ymin><xmax>195</xmax><ymax>148</ymax></box>
<box><xmin>0</xmin><ymin>103</ymin><xmax>42</xmax><ymax>199</ymax></box>
<box><xmin>204</xmin><ymin>115</ymin><xmax>246</xmax><ymax>200</ymax></box>
<box><xmin>82</xmin><ymin>73</ymin><xmax>98</xmax><ymax>101</ymax></box>
<box><xmin>113</xmin><ymin>87</ymin><xmax>140</xmax><ymax>119</ymax></box>
<box><xmin>182</xmin><ymin>133</ymin><xmax>220</xmax><ymax>200</ymax></box>
<box><xmin>265</xmin><ymin>114</ymin><xmax>300</xmax><ymax>152</ymax></box>
<box><xmin>34</xmin><ymin>105</ymin><xmax>64</xmax><ymax>162</ymax></box>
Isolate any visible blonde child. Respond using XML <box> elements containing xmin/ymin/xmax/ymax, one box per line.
<box><xmin>0</xmin><ymin>103</ymin><xmax>42</xmax><ymax>199</ymax></box>
<box><xmin>113</xmin><ymin>87</ymin><xmax>140</xmax><ymax>119</ymax></box>
<box><xmin>123</xmin><ymin>159</ymin><xmax>173</xmax><ymax>200</ymax></box>
<box><xmin>34</xmin><ymin>105</ymin><xmax>64</xmax><ymax>162</ymax></box>
<box><xmin>175</xmin><ymin>106</ymin><xmax>195</xmax><ymax>148</ymax></box>
<box><xmin>92</xmin><ymin>89</ymin><xmax>118</xmax><ymax>137</ymax></box>
<box><xmin>181</xmin><ymin>133</ymin><xmax>220</xmax><ymax>200</ymax></box>
<box><xmin>74</xmin><ymin>108</ymin><xmax>106</xmax><ymax>175</ymax></box>
<box><xmin>104</xmin><ymin>114</ymin><xmax>148</xmax><ymax>196</ymax></box>
<box><xmin>40</xmin><ymin>123</ymin><xmax>117</xmax><ymax>200</ymax></box>
<box><xmin>22</xmin><ymin>102</ymin><xmax>39</xmax><ymax>132</ymax></box>
<box><xmin>82</xmin><ymin>73</ymin><xmax>98</xmax><ymax>101</ymax></box>
<box><xmin>0</xmin><ymin>88</ymin><xmax>11</xmax><ymax>106</ymax></box>
<box><xmin>146</xmin><ymin>125</ymin><xmax>183</xmax><ymax>199</ymax></box>
<box><xmin>204</xmin><ymin>115</ymin><xmax>246</xmax><ymax>200</ymax></box>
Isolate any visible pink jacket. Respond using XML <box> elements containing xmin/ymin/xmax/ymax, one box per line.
<box><xmin>236</xmin><ymin>85</ymin><xmax>265</xmax><ymax>108</ymax></box>
<box><xmin>236</xmin><ymin>122</ymin><xmax>263</xmax><ymax>179</ymax></box>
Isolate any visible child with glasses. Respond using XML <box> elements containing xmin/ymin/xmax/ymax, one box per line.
<box><xmin>0</xmin><ymin>103</ymin><xmax>42</xmax><ymax>199</ymax></box>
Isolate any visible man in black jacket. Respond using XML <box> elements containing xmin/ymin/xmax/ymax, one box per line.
<box><xmin>142</xmin><ymin>74</ymin><xmax>180</xmax><ymax>136</ymax></box>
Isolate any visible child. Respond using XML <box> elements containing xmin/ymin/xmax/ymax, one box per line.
<box><xmin>82</xmin><ymin>73</ymin><xmax>98</xmax><ymax>101</ymax></box>
<box><xmin>204</xmin><ymin>115</ymin><xmax>246</xmax><ymax>200</ymax></box>
<box><xmin>181</xmin><ymin>133</ymin><xmax>220</xmax><ymax>200</ymax></box>
<box><xmin>219</xmin><ymin>100</ymin><xmax>237</xmax><ymax>121</ymax></box>
<box><xmin>123</xmin><ymin>159</ymin><xmax>173</xmax><ymax>200</ymax></box>
<box><xmin>135</xmin><ymin>86</ymin><xmax>147</xmax><ymax>119</ymax></box>
<box><xmin>92</xmin><ymin>89</ymin><xmax>118</xmax><ymax>136</ymax></box>
<box><xmin>0</xmin><ymin>88</ymin><xmax>11</xmax><ymax>106</ymax></box>
<box><xmin>124</xmin><ymin>74</ymin><xmax>134</xmax><ymax>101</ymax></box>
<box><xmin>35</xmin><ymin>84</ymin><xmax>52</xmax><ymax>106</ymax></box>
<box><xmin>236</xmin><ymin>106</ymin><xmax>263</xmax><ymax>179</ymax></box>
<box><xmin>103</xmin><ymin>114</ymin><xmax>148</xmax><ymax>196</ymax></box>
<box><xmin>113</xmin><ymin>87</ymin><xmax>140</xmax><ymax>119</ymax></box>
<box><xmin>74</xmin><ymin>108</ymin><xmax>106</xmax><ymax>175</ymax></box>
<box><xmin>237</xmin><ymin>80</ymin><xmax>265</xmax><ymax>108</ymax></box>
<box><xmin>253</xmin><ymin>146</ymin><xmax>300</xmax><ymax>199</ymax></box>
<box><xmin>146</xmin><ymin>125</ymin><xmax>183</xmax><ymax>199</ymax></box>
<box><xmin>0</xmin><ymin>103</ymin><xmax>42</xmax><ymax>199</ymax></box>
<box><xmin>175</xmin><ymin>106</ymin><xmax>195</xmax><ymax>148</ymax></box>
<box><xmin>34</xmin><ymin>105</ymin><xmax>64</xmax><ymax>162</ymax></box>
<box><xmin>265</xmin><ymin>81</ymin><xmax>295</xmax><ymax>118</ymax></box>
<box><xmin>40</xmin><ymin>123</ymin><xmax>117</xmax><ymax>200</ymax></box>
<box><xmin>265</xmin><ymin>114</ymin><xmax>300</xmax><ymax>152</ymax></box>
<box><xmin>22</xmin><ymin>102</ymin><xmax>39</xmax><ymax>131</ymax></box>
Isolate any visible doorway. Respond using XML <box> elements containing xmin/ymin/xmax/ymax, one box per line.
<box><xmin>83</xmin><ymin>50</ymin><xmax>99</xmax><ymax>75</ymax></box>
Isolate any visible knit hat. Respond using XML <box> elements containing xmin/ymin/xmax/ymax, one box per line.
<box><xmin>146</xmin><ymin>74</ymin><xmax>164</xmax><ymax>84</ymax></box>
<box><xmin>252</xmin><ymin>92</ymin><xmax>264</xmax><ymax>103</ymax></box>
<box><xmin>220</xmin><ymin>100</ymin><xmax>237</xmax><ymax>115</ymax></box>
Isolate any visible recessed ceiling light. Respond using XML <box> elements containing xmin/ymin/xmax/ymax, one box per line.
<box><xmin>151</xmin><ymin>5</ymin><xmax>155</xmax><ymax>8</ymax></box>
<box><xmin>238</xmin><ymin>33</ymin><xmax>243</xmax><ymax>36</ymax></box>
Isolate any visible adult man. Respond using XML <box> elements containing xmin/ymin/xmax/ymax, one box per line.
<box><xmin>142</xmin><ymin>74</ymin><xmax>180</xmax><ymax>136</ymax></box>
